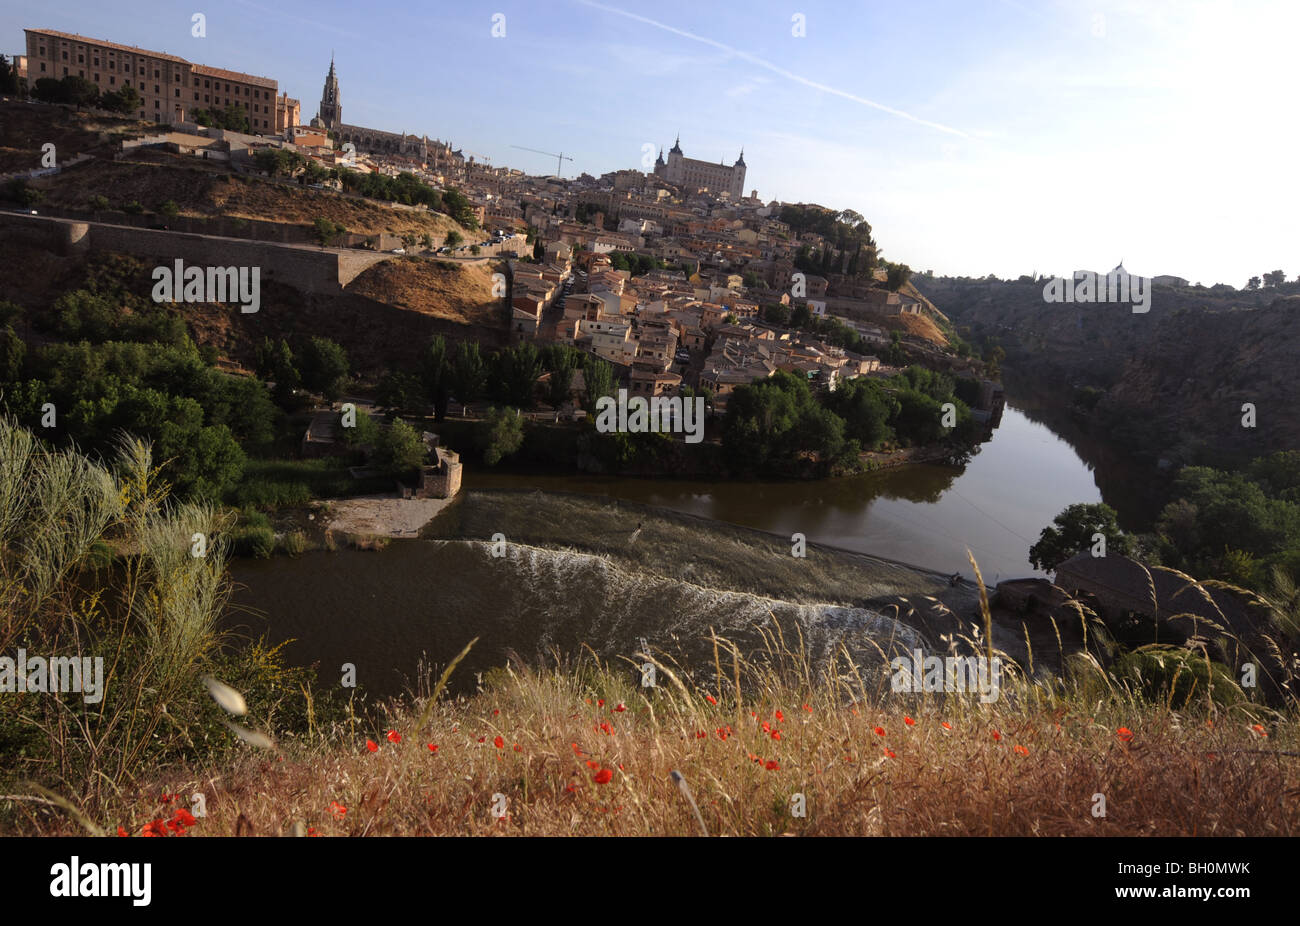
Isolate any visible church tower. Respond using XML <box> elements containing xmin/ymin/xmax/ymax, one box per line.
<box><xmin>318</xmin><ymin>56</ymin><xmax>342</xmax><ymax>130</ymax></box>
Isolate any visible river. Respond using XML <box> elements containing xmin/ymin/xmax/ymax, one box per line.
<box><xmin>226</xmin><ymin>401</ymin><xmax>1114</xmax><ymax>696</ymax></box>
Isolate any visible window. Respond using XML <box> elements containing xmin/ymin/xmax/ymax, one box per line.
<box><xmin>39</xmin><ymin>63</ymin><xmax>45</xmax><ymax>72</ymax></box>
<box><xmin>77</xmin><ymin>54</ymin><xmax>83</xmax><ymax>63</ymax></box>
<box><xmin>154</xmin><ymin>100</ymin><xmax>160</xmax><ymax>109</ymax></box>
<box><xmin>193</xmin><ymin>77</ymin><xmax>199</xmax><ymax>87</ymax></box>
<box><xmin>93</xmin><ymin>56</ymin><xmax>99</xmax><ymax>65</ymax></box>
<box><xmin>61</xmin><ymin>51</ymin><xmax>67</xmax><ymax>60</ymax></box>
<box><xmin>154</xmin><ymin>69</ymin><xmax>160</xmax><ymax>78</ymax></box>
<box><xmin>62</xmin><ymin>67</ymin><xmax>68</xmax><ymax>76</ymax></box>
<box><xmin>94</xmin><ymin>73</ymin><xmax>99</xmax><ymax>82</ymax></box>
<box><xmin>193</xmin><ymin>92</ymin><xmax>198</xmax><ymax>101</ymax></box>
<box><xmin>154</xmin><ymin>85</ymin><xmax>159</xmax><ymax>93</ymax></box>
<box><xmin>175</xmin><ymin>88</ymin><xmax>180</xmax><ymax>97</ymax></box>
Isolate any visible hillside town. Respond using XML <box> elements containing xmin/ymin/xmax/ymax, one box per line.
<box><xmin>6</xmin><ymin>29</ymin><xmax>999</xmax><ymax>421</ymax></box>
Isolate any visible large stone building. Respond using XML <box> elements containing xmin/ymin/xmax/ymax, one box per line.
<box><xmin>23</xmin><ymin>28</ymin><xmax>297</xmax><ymax>133</ymax></box>
<box><xmin>312</xmin><ymin>57</ymin><xmax>440</xmax><ymax>161</ymax></box>
<box><xmin>653</xmin><ymin>136</ymin><xmax>746</xmax><ymax>199</ymax></box>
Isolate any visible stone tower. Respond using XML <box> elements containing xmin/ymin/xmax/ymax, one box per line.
<box><xmin>318</xmin><ymin>55</ymin><xmax>341</xmax><ymax>131</ymax></box>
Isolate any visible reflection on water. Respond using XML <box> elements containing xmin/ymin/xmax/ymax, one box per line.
<box><xmin>466</xmin><ymin>406</ymin><xmax>1104</xmax><ymax>582</ymax></box>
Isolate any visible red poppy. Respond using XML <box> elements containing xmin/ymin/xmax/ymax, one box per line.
<box><xmin>587</xmin><ymin>759</ymin><xmax>600</xmax><ymax>769</ymax></box>
<box><xmin>695</xmin><ymin>730</ymin><xmax>707</xmax><ymax>738</ymax></box>
<box><xmin>874</xmin><ymin>726</ymin><xmax>886</xmax><ymax>736</ymax></box>
<box><xmin>705</xmin><ymin>694</ymin><xmax>717</xmax><ymax>705</ymax></box>
<box><xmin>593</xmin><ymin>768</ymin><xmax>614</xmax><ymax>784</ymax></box>
<box><xmin>1117</xmin><ymin>727</ymin><xmax>1134</xmax><ymax>742</ymax></box>
<box><xmin>571</xmin><ymin>742</ymin><xmax>583</xmax><ymax>755</ymax></box>
<box><xmin>771</xmin><ymin>731</ymin><xmax>781</xmax><ymax>740</ymax></box>
<box><xmin>904</xmin><ymin>716</ymin><xmax>915</xmax><ymax>726</ymax></box>
<box><xmin>597</xmin><ymin>699</ymin><xmax>605</xmax><ymax>707</ymax></box>
<box><xmin>513</xmin><ymin>743</ymin><xmax>522</xmax><ymax>752</ymax></box>
<box><xmin>761</xmin><ymin>721</ymin><xmax>771</xmax><ymax>733</ymax></box>
<box><xmin>613</xmin><ymin>703</ymin><xmax>626</xmax><ymax>713</ymax></box>
<box><xmin>161</xmin><ymin>794</ymin><xmax>172</xmax><ymax>804</ymax></box>
<box><xmin>493</xmin><ymin>709</ymin><xmax>500</xmax><ymax>716</ymax></box>
<box><xmin>427</xmin><ymin>743</ymin><xmax>439</xmax><ymax>752</ymax></box>
<box><xmin>330</xmin><ymin>801</ymin><xmax>347</xmax><ymax>818</ymax></box>
<box><xmin>599</xmin><ymin>722</ymin><xmax>613</xmax><ymax>735</ymax></box>
<box><xmin>1013</xmin><ymin>745</ymin><xmax>1029</xmax><ymax>756</ymax></box>
<box><xmin>366</xmin><ymin>739</ymin><xmax>378</xmax><ymax>752</ymax></box>
<box><xmin>991</xmin><ymin>730</ymin><xmax>1002</xmax><ymax>742</ymax></box>
<box><xmin>775</xmin><ymin>710</ymin><xmax>784</xmax><ymax>722</ymax></box>
<box><xmin>765</xmin><ymin>760</ymin><xmax>780</xmax><ymax>770</ymax></box>
<box><xmin>478</xmin><ymin>736</ymin><xmax>486</xmax><ymax>743</ymax></box>
<box><xmin>494</xmin><ymin>735</ymin><xmax>504</xmax><ymax>749</ymax></box>
<box><xmin>802</xmin><ymin>703</ymin><xmax>812</xmax><ymax>713</ymax></box>
<box><xmin>565</xmin><ymin>782</ymin><xmax>577</xmax><ymax>793</ymax></box>
<box><xmin>142</xmin><ymin>819</ymin><xmax>168</xmax><ymax>837</ymax></box>
<box><xmin>1252</xmin><ymin>724</ymin><xmax>1267</xmax><ymax>737</ymax></box>
<box><xmin>386</xmin><ymin>729</ymin><xmax>401</xmax><ymax>743</ymax></box>
<box><xmin>116</xmin><ymin>826</ymin><xmax>129</xmax><ymax>837</ymax></box>
<box><xmin>884</xmin><ymin>748</ymin><xmax>896</xmax><ymax>759</ymax></box>
<box><xmin>172</xmin><ymin>808</ymin><xmax>197</xmax><ymax>827</ymax></box>
<box><xmin>941</xmin><ymin>721</ymin><xmax>952</xmax><ymax>730</ymax></box>
<box><xmin>308</xmin><ymin>827</ymin><xmax>319</xmax><ymax>837</ymax></box>
<box><xmin>716</xmin><ymin>728</ymin><xmax>728</xmax><ymax>740</ymax></box>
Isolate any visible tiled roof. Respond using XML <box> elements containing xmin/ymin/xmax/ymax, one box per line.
<box><xmin>26</xmin><ymin>28</ymin><xmax>190</xmax><ymax>65</ymax></box>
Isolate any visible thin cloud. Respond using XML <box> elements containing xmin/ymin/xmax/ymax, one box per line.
<box><xmin>575</xmin><ymin>0</ymin><xmax>968</xmax><ymax>137</ymax></box>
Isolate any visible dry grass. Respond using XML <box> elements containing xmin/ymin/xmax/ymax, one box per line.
<box><xmin>14</xmin><ymin>636</ymin><xmax>1297</xmax><ymax>838</ymax></box>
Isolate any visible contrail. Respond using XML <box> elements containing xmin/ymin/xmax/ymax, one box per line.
<box><xmin>576</xmin><ymin>0</ymin><xmax>968</xmax><ymax>137</ymax></box>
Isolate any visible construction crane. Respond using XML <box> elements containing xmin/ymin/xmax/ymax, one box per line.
<box><xmin>510</xmin><ymin>145</ymin><xmax>573</xmax><ymax>178</ymax></box>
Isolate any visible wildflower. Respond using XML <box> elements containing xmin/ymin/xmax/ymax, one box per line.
<box><xmin>427</xmin><ymin>743</ymin><xmax>439</xmax><ymax>752</ymax></box>
<box><xmin>613</xmin><ymin>703</ymin><xmax>626</xmax><ymax>713</ymax></box>
<box><xmin>587</xmin><ymin>759</ymin><xmax>600</xmax><ymax>769</ymax></box>
<box><xmin>478</xmin><ymin>736</ymin><xmax>486</xmax><ymax>743</ymax></box>
<box><xmin>1013</xmin><ymin>745</ymin><xmax>1029</xmax><ymax>756</ymax></box>
<box><xmin>884</xmin><ymin>749</ymin><xmax>896</xmax><ymax>759</ymax></box>
<box><xmin>695</xmin><ymin>730</ymin><xmax>707</xmax><ymax>739</ymax></box>
<box><xmin>771</xmin><ymin>731</ymin><xmax>781</xmax><ymax>741</ymax></box>
<box><xmin>366</xmin><ymin>739</ymin><xmax>378</xmax><ymax>753</ymax></box>
<box><xmin>941</xmin><ymin>721</ymin><xmax>951</xmax><ymax>730</ymax></box>
<box><xmin>765</xmin><ymin>760</ymin><xmax>780</xmax><ymax>771</ymax></box>
<box><xmin>716</xmin><ymin>728</ymin><xmax>728</xmax><ymax>740</ymax></box>
<box><xmin>904</xmin><ymin>716</ymin><xmax>915</xmax><ymax>726</ymax></box>
<box><xmin>142</xmin><ymin>820</ymin><xmax>168</xmax><ymax>838</ymax></box>
<box><xmin>761</xmin><ymin>721</ymin><xmax>771</xmax><ymax>732</ymax></box>
<box><xmin>1117</xmin><ymin>727</ymin><xmax>1134</xmax><ymax>742</ymax></box>
<box><xmin>307</xmin><ymin>827</ymin><xmax>320</xmax><ymax>837</ymax></box>
<box><xmin>802</xmin><ymin>703</ymin><xmax>812</xmax><ymax>713</ymax></box>
<box><xmin>330</xmin><ymin>801</ymin><xmax>347</xmax><ymax>818</ymax></box>
<box><xmin>513</xmin><ymin>743</ymin><xmax>522</xmax><ymax>752</ymax></box>
<box><xmin>571</xmin><ymin>742</ymin><xmax>583</xmax><ymax>755</ymax></box>
<box><xmin>593</xmin><ymin>768</ymin><xmax>613</xmax><ymax>784</ymax></box>
<box><xmin>1252</xmin><ymin>724</ymin><xmax>1268</xmax><ymax>737</ymax></box>
<box><xmin>565</xmin><ymin>782</ymin><xmax>577</xmax><ymax>793</ymax></box>
<box><xmin>172</xmin><ymin>808</ymin><xmax>197</xmax><ymax>828</ymax></box>
<box><xmin>116</xmin><ymin>826</ymin><xmax>129</xmax><ymax>837</ymax></box>
<box><xmin>493</xmin><ymin>709</ymin><xmax>500</xmax><ymax>716</ymax></box>
<box><xmin>991</xmin><ymin>730</ymin><xmax>1002</xmax><ymax>742</ymax></box>
<box><xmin>705</xmin><ymin>694</ymin><xmax>717</xmax><ymax>705</ymax></box>
<box><xmin>874</xmin><ymin>726</ymin><xmax>886</xmax><ymax>737</ymax></box>
<box><xmin>597</xmin><ymin>699</ymin><xmax>605</xmax><ymax>707</ymax></box>
<box><xmin>386</xmin><ymin>729</ymin><xmax>401</xmax><ymax>743</ymax></box>
<box><xmin>775</xmin><ymin>710</ymin><xmax>784</xmax><ymax>722</ymax></box>
<box><xmin>599</xmin><ymin>721</ymin><xmax>613</xmax><ymax>735</ymax></box>
<box><xmin>494</xmin><ymin>736</ymin><xmax>504</xmax><ymax>749</ymax></box>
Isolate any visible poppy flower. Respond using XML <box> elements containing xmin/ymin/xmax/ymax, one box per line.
<box><xmin>884</xmin><ymin>748</ymin><xmax>896</xmax><ymax>759</ymax></box>
<box><xmin>803</xmin><ymin>703</ymin><xmax>812</xmax><ymax>713</ymax></box>
<box><xmin>366</xmin><ymin>739</ymin><xmax>378</xmax><ymax>752</ymax></box>
<box><xmin>904</xmin><ymin>716</ymin><xmax>915</xmax><ymax>726</ymax></box>
<box><xmin>565</xmin><ymin>782</ymin><xmax>577</xmax><ymax>793</ymax></box>
<box><xmin>941</xmin><ymin>721</ymin><xmax>952</xmax><ymax>730</ymax></box>
<box><xmin>142</xmin><ymin>820</ymin><xmax>168</xmax><ymax>837</ymax></box>
<box><xmin>716</xmin><ymin>728</ymin><xmax>728</xmax><ymax>740</ymax></box>
<box><xmin>771</xmin><ymin>731</ymin><xmax>781</xmax><ymax>740</ymax></box>
<box><xmin>874</xmin><ymin>726</ymin><xmax>886</xmax><ymax>736</ymax></box>
<box><xmin>330</xmin><ymin>801</ymin><xmax>347</xmax><ymax>818</ymax></box>
<box><xmin>761</xmin><ymin>721</ymin><xmax>771</xmax><ymax>733</ymax></box>
<box><xmin>991</xmin><ymin>730</ymin><xmax>1002</xmax><ymax>742</ymax></box>
<box><xmin>597</xmin><ymin>699</ymin><xmax>605</xmax><ymax>707</ymax></box>
<box><xmin>493</xmin><ymin>709</ymin><xmax>500</xmax><ymax>716</ymax></box>
<box><xmin>586</xmin><ymin>759</ymin><xmax>600</xmax><ymax>769</ymax></box>
<box><xmin>599</xmin><ymin>722</ymin><xmax>613</xmax><ymax>735</ymax></box>
<box><xmin>478</xmin><ymin>736</ymin><xmax>486</xmax><ymax>743</ymax></box>
<box><xmin>695</xmin><ymin>730</ymin><xmax>707</xmax><ymax>738</ymax></box>
<box><xmin>494</xmin><ymin>736</ymin><xmax>504</xmax><ymax>749</ymax></box>
<box><xmin>1252</xmin><ymin>724</ymin><xmax>1267</xmax><ymax>736</ymax></box>
<box><xmin>571</xmin><ymin>742</ymin><xmax>583</xmax><ymax>755</ymax></box>
<box><xmin>427</xmin><ymin>743</ymin><xmax>438</xmax><ymax>752</ymax></box>
<box><xmin>593</xmin><ymin>768</ymin><xmax>613</xmax><ymax>784</ymax></box>
<box><xmin>117</xmin><ymin>826</ymin><xmax>129</xmax><ymax>837</ymax></box>
<box><xmin>613</xmin><ymin>703</ymin><xmax>626</xmax><ymax>713</ymax></box>
<box><xmin>775</xmin><ymin>710</ymin><xmax>784</xmax><ymax>722</ymax></box>
<box><xmin>513</xmin><ymin>743</ymin><xmax>522</xmax><ymax>752</ymax></box>
<box><xmin>172</xmin><ymin>808</ymin><xmax>197</xmax><ymax>828</ymax></box>
<box><xmin>1117</xmin><ymin>727</ymin><xmax>1134</xmax><ymax>742</ymax></box>
<box><xmin>1013</xmin><ymin>745</ymin><xmax>1029</xmax><ymax>756</ymax></box>
<box><xmin>765</xmin><ymin>760</ymin><xmax>780</xmax><ymax>771</ymax></box>
<box><xmin>386</xmin><ymin>730</ymin><xmax>401</xmax><ymax>743</ymax></box>
<box><xmin>307</xmin><ymin>827</ymin><xmax>319</xmax><ymax>837</ymax></box>
<box><xmin>705</xmin><ymin>694</ymin><xmax>717</xmax><ymax>705</ymax></box>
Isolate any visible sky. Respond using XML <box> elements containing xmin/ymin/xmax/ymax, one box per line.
<box><xmin>6</xmin><ymin>0</ymin><xmax>1296</xmax><ymax>286</ymax></box>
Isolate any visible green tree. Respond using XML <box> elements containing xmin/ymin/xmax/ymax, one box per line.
<box><xmin>376</xmin><ymin>371</ymin><xmax>425</xmax><ymax>414</ymax></box>
<box><xmin>543</xmin><ymin>344</ymin><xmax>580</xmax><ymax>408</ymax></box>
<box><xmin>0</xmin><ymin>326</ymin><xmax>26</xmax><ymax>383</ymax></box>
<box><xmin>157</xmin><ymin>199</ymin><xmax>180</xmax><ymax>219</ymax></box>
<box><xmin>1029</xmin><ymin>502</ymin><xmax>1133</xmax><ymax>572</ymax></box>
<box><xmin>99</xmin><ymin>85</ymin><xmax>142</xmax><ymax>115</ymax></box>
<box><xmin>476</xmin><ymin>406</ymin><xmax>525</xmax><ymax>465</ymax></box>
<box><xmin>581</xmin><ymin>356</ymin><xmax>615</xmax><ymax>412</ymax></box>
<box><xmin>494</xmin><ymin>342</ymin><xmax>543</xmax><ymax>408</ymax></box>
<box><xmin>311</xmin><ymin>216</ymin><xmax>346</xmax><ymax>246</ymax></box>
<box><xmin>448</xmin><ymin>340</ymin><xmax>487</xmax><ymax>407</ymax></box>
<box><xmin>0</xmin><ymin>55</ymin><xmax>18</xmax><ymax>95</ymax></box>
<box><xmin>298</xmin><ymin>336</ymin><xmax>349</xmax><ymax>400</ymax></box>
<box><xmin>376</xmin><ymin>417</ymin><xmax>426</xmax><ymax>474</ymax></box>
<box><xmin>445</xmin><ymin>230</ymin><xmax>463</xmax><ymax>249</ymax></box>
<box><xmin>420</xmin><ymin>335</ymin><xmax>451</xmax><ymax>421</ymax></box>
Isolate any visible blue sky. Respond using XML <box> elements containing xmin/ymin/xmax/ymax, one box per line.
<box><xmin>6</xmin><ymin>0</ymin><xmax>1296</xmax><ymax>286</ymax></box>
